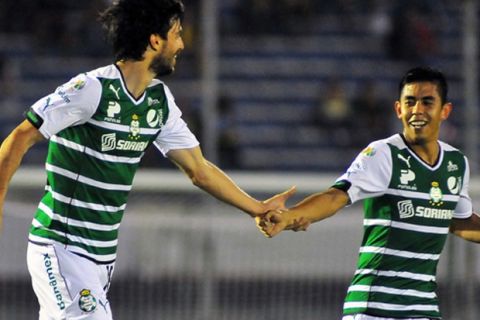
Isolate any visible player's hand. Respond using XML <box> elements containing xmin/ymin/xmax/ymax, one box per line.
<box><xmin>256</xmin><ymin>210</ymin><xmax>310</xmax><ymax>237</ymax></box>
<box><xmin>256</xmin><ymin>210</ymin><xmax>290</xmax><ymax>238</ymax></box>
<box><xmin>259</xmin><ymin>186</ymin><xmax>296</xmax><ymax>216</ymax></box>
<box><xmin>286</xmin><ymin>217</ymin><xmax>310</xmax><ymax>232</ymax></box>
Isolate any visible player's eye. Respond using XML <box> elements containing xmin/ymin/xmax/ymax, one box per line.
<box><xmin>405</xmin><ymin>99</ymin><xmax>416</xmax><ymax>107</ymax></box>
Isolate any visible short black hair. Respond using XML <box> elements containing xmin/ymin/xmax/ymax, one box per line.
<box><xmin>398</xmin><ymin>67</ymin><xmax>448</xmax><ymax>104</ymax></box>
<box><xmin>99</xmin><ymin>0</ymin><xmax>184</xmax><ymax>61</ymax></box>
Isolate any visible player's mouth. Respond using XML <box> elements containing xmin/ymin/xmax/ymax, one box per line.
<box><xmin>408</xmin><ymin>119</ymin><xmax>428</xmax><ymax>129</ymax></box>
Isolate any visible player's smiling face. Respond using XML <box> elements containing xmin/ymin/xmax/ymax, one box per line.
<box><xmin>150</xmin><ymin>19</ymin><xmax>184</xmax><ymax>77</ymax></box>
<box><xmin>395</xmin><ymin>81</ymin><xmax>452</xmax><ymax>146</ymax></box>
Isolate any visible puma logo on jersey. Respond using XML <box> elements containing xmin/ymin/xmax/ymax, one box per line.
<box><xmin>42</xmin><ymin>97</ymin><xmax>52</xmax><ymax>111</ymax></box>
<box><xmin>398</xmin><ymin>154</ymin><xmax>411</xmax><ymax>168</ymax></box>
<box><xmin>109</xmin><ymin>84</ymin><xmax>121</xmax><ymax>100</ymax></box>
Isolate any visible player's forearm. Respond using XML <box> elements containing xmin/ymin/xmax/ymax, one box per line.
<box><xmin>192</xmin><ymin>161</ymin><xmax>263</xmax><ymax>216</ymax></box>
<box><xmin>450</xmin><ymin>214</ymin><xmax>480</xmax><ymax>243</ymax></box>
<box><xmin>0</xmin><ymin>123</ymin><xmax>42</xmax><ymax>204</ymax></box>
<box><xmin>285</xmin><ymin>188</ymin><xmax>348</xmax><ymax>226</ymax></box>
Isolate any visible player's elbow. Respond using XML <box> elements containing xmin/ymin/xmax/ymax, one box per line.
<box><xmin>186</xmin><ymin>166</ymin><xmax>212</xmax><ymax>189</ymax></box>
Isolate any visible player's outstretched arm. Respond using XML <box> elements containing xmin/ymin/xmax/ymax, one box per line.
<box><xmin>259</xmin><ymin>187</ymin><xmax>349</xmax><ymax>237</ymax></box>
<box><xmin>167</xmin><ymin>146</ymin><xmax>296</xmax><ymax>217</ymax></box>
<box><xmin>0</xmin><ymin>120</ymin><xmax>45</xmax><ymax>230</ymax></box>
<box><xmin>450</xmin><ymin>213</ymin><xmax>480</xmax><ymax>243</ymax></box>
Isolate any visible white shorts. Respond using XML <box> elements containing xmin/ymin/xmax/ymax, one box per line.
<box><xmin>27</xmin><ymin>241</ymin><xmax>115</xmax><ymax>320</ymax></box>
<box><xmin>343</xmin><ymin>314</ymin><xmax>434</xmax><ymax>320</ymax></box>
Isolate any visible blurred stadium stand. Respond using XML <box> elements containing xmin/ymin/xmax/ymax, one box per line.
<box><xmin>0</xmin><ymin>1</ymin><xmax>470</xmax><ymax>172</ymax></box>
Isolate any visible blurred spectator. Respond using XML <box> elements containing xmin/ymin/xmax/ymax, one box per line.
<box><xmin>0</xmin><ymin>54</ymin><xmax>22</xmax><ymax>141</ymax></box>
<box><xmin>313</xmin><ymin>79</ymin><xmax>353</xmax><ymax>147</ymax></box>
<box><xmin>386</xmin><ymin>3</ymin><xmax>438</xmax><ymax>64</ymax></box>
<box><xmin>280</xmin><ymin>0</ymin><xmax>315</xmax><ymax>34</ymax></box>
<box><xmin>351</xmin><ymin>81</ymin><xmax>391</xmax><ymax>148</ymax></box>
<box><xmin>237</xmin><ymin>0</ymin><xmax>278</xmax><ymax>34</ymax></box>
<box><xmin>217</xmin><ymin>95</ymin><xmax>239</xmax><ymax>169</ymax></box>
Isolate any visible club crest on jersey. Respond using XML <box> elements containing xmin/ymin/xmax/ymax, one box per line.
<box><xmin>447</xmin><ymin>176</ymin><xmax>461</xmax><ymax>194</ymax></box>
<box><xmin>78</xmin><ymin>289</ymin><xmax>97</xmax><ymax>313</ymax></box>
<box><xmin>429</xmin><ymin>182</ymin><xmax>443</xmax><ymax>206</ymax></box>
<box><xmin>128</xmin><ymin>114</ymin><xmax>141</xmax><ymax>140</ymax></box>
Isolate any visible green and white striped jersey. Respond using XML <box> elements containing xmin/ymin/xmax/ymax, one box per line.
<box><xmin>336</xmin><ymin>134</ymin><xmax>472</xmax><ymax>319</ymax></box>
<box><xmin>25</xmin><ymin>64</ymin><xmax>199</xmax><ymax>264</ymax></box>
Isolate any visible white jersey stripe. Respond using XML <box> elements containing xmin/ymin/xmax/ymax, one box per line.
<box><xmin>51</xmin><ymin>135</ymin><xmax>141</xmax><ymax>164</ymax></box>
<box><xmin>38</xmin><ymin>202</ymin><xmax>120</xmax><ymax>232</ymax></box>
<box><xmin>354</xmin><ymin>269</ymin><xmax>436</xmax><ymax>282</ymax></box>
<box><xmin>359</xmin><ymin>246</ymin><xmax>440</xmax><ymax>260</ymax></box>
<box><xmin>385</xmin><ymin>188</ymin><xmax>459</xmax><ymax>202</ymax></box>
<box><xmin>343</xmin><ymin>301</ymin><xmax>439</xmax><ymax>312</ymax></box>
<box><xmin>46</xmin><ymin>186</ymin><xmax>126</xmax><ymax>213</ymax></box>
<box><xmin>46</xmin><ymin>163</ymin><xmax>132</xmax><ymax>191</ymax></box>
<box><xmin>363</xmin><ymin>219</ymin><xmax>391</xmax><ymax>226</ymax></box>
<box><xmin>347</xmin><ymin>285</ymin><xmax>436</xmax><ymax>299</ymax></box>
<box><xmin>87</xmin><ymin>118</ymin><xmax>160</xmax><ymax>135</ymax></box>
<box><xmin>27</xmin><ymin>234</ymin><xmax>117</xmax><ymax>262</ymax></box>
<box><xmin>364</xmin><ymin>219</ymin><xmax>449</xmax><ymax>234</ymax></box>
<box><xmin>31</xmin><ymin>219</ymin><xmax>118</xmax><ymax>248</ymax></box>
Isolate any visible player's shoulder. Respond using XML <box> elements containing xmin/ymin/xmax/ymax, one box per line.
<box><xmin>439</xmin><ymin>139</ymin><xmax>463</xmax><ymax>154</ymax></box>
<box><xmin>149</xmin><ymin>78</ymin><xmax>173</xmax><ymax>99</ymax></box>
<box><xmin>86</xmin><ymin>64</ymin><xmax>120</xmax><ymax>80</ymax></box>
<box><xmin>359</xmin><ymin>134</ymin><xmax>398</xmax><ymax>158</ymax></box>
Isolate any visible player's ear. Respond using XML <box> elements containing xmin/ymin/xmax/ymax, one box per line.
<box><xmin>394</xmin><ymin>101</ymin><xmax>402</xmax><ymax>119</ymax></box>
<box><xmin>149</xmin><ymin>34</ymin><xmax>161</xmax><ymax>51</ymax></box>
<box><xmin>440</xmin><ymin>102</ymin><xmax>452</xmax><ymax>121</ymax></box>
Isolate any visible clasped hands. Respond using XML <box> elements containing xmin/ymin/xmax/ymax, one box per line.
<box><xmin>256</xmin><ymin>185</ymin><xmax>310</xmax><ymax>237</ymax></box>
<box><xmin>256</xmin><ymin>209</ymin><xmax>310</xmax><ymax>238</ymax></box>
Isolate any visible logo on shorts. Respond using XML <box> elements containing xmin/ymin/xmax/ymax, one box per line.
<box><xmin>79</xmin><ymin>289</ymin><xmax>97</xmax><ymax>313</ymax></box>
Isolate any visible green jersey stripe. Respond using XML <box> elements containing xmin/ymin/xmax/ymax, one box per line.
<box><xmin>51</xmin><ymin>135</ymin><xmax>141</xmax><ymax>163</ymax></box>
<box><xmin>385</xmin><ymin>188</ymin><xmax>460</xmax><ymax>202</ymax></box>
<box><xmin>354</xmin><ymin>269</ymin><xmax>436</xmax><ymax>282</ymax></box>
<box><xmin>347</xmin><ymin>285</ymin><xmax>436</xmax><ymax>299</ymax></box>
<box><xmin>32</xmin><ymin>219</ymin><xmax>118</xmax><ymax>247</ymax></box>
<box><xmin>348</xmin><ymin>275</ymin><xmax>435</xmax><ymax>293</ymax></box>
<box><xmin>41</xmin><ymin>197</ymin><xmax>124</xmax><ymax>225</ymax></box>
<box><xmin>364</xmin><ymin>219</ymin><xmax>449</xmax><ymax>234</ymax></box>
<box><xmin>87</xmin><ymin>118</ymin><xmax>160</xmax><ymax>135</ymax></box>
<box><xmin>359</xmin><ymin>246</ymin><xmax>440</xmax><ymax>260</ymax></box>
<box><xmin>46</xmin><ymin>163</ymin><xmax>132</xmax><ymax>191</ymax></box>
<box><xmin>38</xmin><ymin>202</ymin><xmax>120</xmax><ymax>232</ymax></box>
<box><xmin>46</xmin><ymin>186</ymin><xmax>126</xmax><ymax>212</ymax></box>
<box><xmin>33</xmin><ymin>211</ymin><xmax>118</xmax><ymax>242</ymax></box>
<box><xmin>343</xmin><ymin>301</ymin><xmax>439</xmax><ymax>312</ymax></box>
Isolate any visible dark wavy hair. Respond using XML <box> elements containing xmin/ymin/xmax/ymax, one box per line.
<box><xmin>398</xmin><ymin>66</ymin><xmax>448</xmax><ymax>105</ymax></box>
<box><xmin>99</xmin><ymin>0</ymin><xmax>184</xmax><ymax>61</ymax></box>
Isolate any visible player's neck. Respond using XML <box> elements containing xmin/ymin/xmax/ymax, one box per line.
<box><xmin>404</xmin><ymin>137</ymin><xmax>440</xmax><ymax>166</ymax></box>
<box><xmin>116</xmin><ymin>60</ymin><xmax>154</xmax><ymax>99</ymax></box>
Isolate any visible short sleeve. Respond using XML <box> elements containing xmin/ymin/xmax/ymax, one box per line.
<box><xmin>453</xmin><ymin>156</ymin><xmax>473</xmax><ymax>219</ymax></box>
<box><xmin>334</xmin><ymin>142</ymin><xmax>392</xmax><ymax>204</ymax></box>
<box><xmin>153</xmin><ymin>85</ymin><xmax>199</xmax><ymax>156</ymax></box>
<box><xmin>26</xmin><ymin>73</ymin><xmax>101</xmax><ymax>139</ymax></box>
